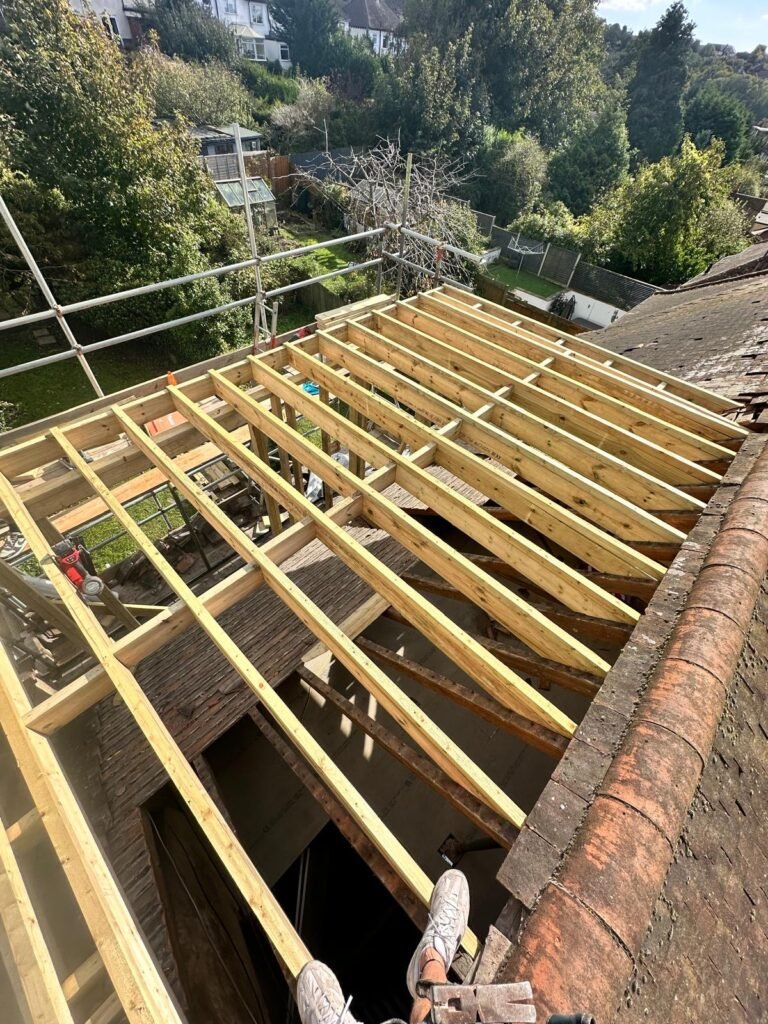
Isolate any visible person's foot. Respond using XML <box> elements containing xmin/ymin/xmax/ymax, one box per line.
<box><xmin>296</xmin><ymin>960</ymin><xmax>360</xmax><ymax>1024</ymax></box>
<box><xmin>406</xmin><ymin>869</ymin><xmax>470</xmax><ymax>998</ymax></box>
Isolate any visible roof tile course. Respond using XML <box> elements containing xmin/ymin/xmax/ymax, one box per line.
<box><xmin>494</xmin><ymin>431</ymin><xmax>768</xmax><ymax>1021</ymax></box>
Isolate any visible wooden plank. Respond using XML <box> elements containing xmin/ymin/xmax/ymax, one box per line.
<box><xmin>100</xmin><ymin>415</ymin><xmax>513</xmax><ymax>945</ymax></box>
<box><xmin>60</xmin><ymin>952</ymin><xmax>107</xmax><ymax>1011</ymax></box>
<box><xmin>438</xmin><ymin>285</ymin><xmax>740</xmax><ymax>413</ymax></box>
<box><xmin>0</xmin><ymin>646</ymin><xmax>185</xmax><ymax>1024</ymax></box>
<box><xmin>382</xmin><ymin>304</ymin><xmax>721</xmax><ymax>486</ymax></box>
<box><xmin>0</xmin><ymin>560</ymin><xmax>87</xmax><ymax>646</ymax></box>
<box><xmin>0</xmin><ymin>468</ymin><xmax>313</xmax><ymax>983</ymax></box>
<box><xmin>285</xmin><ymin>343</ymin><xmax>665</xmax><ymax>582</ymax></box>
<box><xmin>298</xmin><ymin>667</ymin><xmax>517</xmax><ymax>849</ymax></box>
<box><xmin>357</xmin><ymin>639</ymin><xmax>568</xmax><ymax>759</ymax></box>
<box><xmin>423</xmin><ymin>292</ymin><xmax>746</xmax><ymax>442</ymax></box>
<box><xmin>85</xmin><ymin>992</ymin><xmax>123</xmax><ymax>1024</ymax></box>
<box><xmin>248</xmin><ymin>425</ymin><xmax>283</xmax><ymax>535</ymax></box>
<box><xmin>0</xmin><ymin>818</ymin><xmax>74</xmax><ymax>1024</ymax></box>
<box><xmin>393</xmin><ymin>299</ymin><xmax>733</xmax><ymax>464</ymax></box>
<box><xmin>329</xmin><ymin>325</ymin><xmax>686</xmax><ymax>545</ymax></box>
<box><xmin>197</xmin><ymin>372</ymin><xmax>587</xmax><ymax>723</ymax></box>
<box><xmin>23</xmin><ymin>418</ymin><xmax>443</xmax><ymax>736</ymax></box>
<box><xmin>121</xmin><ymin>397</ymin><xmax>538</xmax><ymax>823</ymax></box>
<box><xmin>254</xmin><ymin>352</ymin><xmax>638</xmax><ymax>627</ymax></box>
<box><xmin>6</xmin><ymin>809</ymin><xmax>44</xmax><ymax>856</ymax></box>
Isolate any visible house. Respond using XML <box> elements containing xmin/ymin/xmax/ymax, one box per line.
<box><xmin>69</xmin><ymin>0</ymin><xmax>140</xmax><ymax>48</ymax></box>
<box><xmin>202</xmin><ymin>0</ymin><xmax>292</xmax><ymax>67</ymax></box>
<box><xmin>338</xmin><ymin>0</ymin><xmax>403</xmax><ymax>55</ymax></box>
<box><xmin>189</xmin><ymin>124</ymin><xmax>263</xmax><ymax>158</ymax></box>
<box><xmin>214</xmin><ymin>176</ymin><xmax>278</xmax><ymax>229</ymax></box>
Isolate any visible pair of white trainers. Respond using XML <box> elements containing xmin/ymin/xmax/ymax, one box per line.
<box><xmin>296</xmin><ymin>869</ymin><xmax>470</xmax><ymax>1024</ymax></box>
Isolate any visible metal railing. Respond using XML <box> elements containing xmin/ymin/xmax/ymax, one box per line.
<box><xmin>0</xmin><ymin>132</ymin><xmax>487</xmax><ymax>400</ymax></box>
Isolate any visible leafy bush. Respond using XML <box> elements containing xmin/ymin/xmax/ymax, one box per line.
<box><xmin>466</xmin><ymin>127</ymin><xmax>548</xmax><ymax>223</ymax></box>
<box><xmin>137</xmin><ymin>0</ymin><xmax>237</xmax><ymax>65</ymax></box>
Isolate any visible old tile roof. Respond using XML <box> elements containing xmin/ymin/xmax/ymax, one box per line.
<box><xmin>341</xmin><ymin>0</ymin><xmax>402</xmax><ymax>32</ymax></box>
<box><xmin>591</xmin><ymin>273</ymin><xmax>768</xmax><ymax>411</ymax></box>
<box><xmin>494</xmin><ymin>433</ymin><xmax>768</xmax><ymax>1022</ymax></box>
<box><xmin>683</xmin><ymin>240</ymin><xmax>768</xmax><ymax>287</ymax></box>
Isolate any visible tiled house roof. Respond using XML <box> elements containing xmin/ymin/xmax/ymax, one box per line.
<box><xmin>341</xmin><ymin>0</ymin><xmax>402</xmax><ymax>32</ymax></box>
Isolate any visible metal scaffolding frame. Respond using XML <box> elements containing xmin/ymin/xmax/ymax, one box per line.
<box><xmin>0</xmin><ymin>132</ymin><xmax>483</xmax><ymax>397</ymax></box>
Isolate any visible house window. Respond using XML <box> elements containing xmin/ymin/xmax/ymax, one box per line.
<box><xmin>239</xmin><ymin>37</ymin><xmax>266</xmax><ymax>61</ymax></box>
<box><xmin>249</xmin><ymin>2</ymin><xmax>264</xmax><ymax>24</ymax></box>
<box><xmin>224</xmin><ymin>0</ymin><xmax>236</xmax><ymax>12</ymax></box>
<box><xmin>382</xmin><ymin>34</ymin><xmax>390</xmax><ymax>49</ymax></box>
<box><xmin>279</xmin><ymin>42</ymin><xmax>290</xmax><ymax>62</ymax></box>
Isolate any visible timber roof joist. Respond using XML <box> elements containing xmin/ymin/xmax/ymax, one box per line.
<box><xmin>0</xmin><ymin>284</ymin><xmax>749</xmax><ymax>1019</ymax></box>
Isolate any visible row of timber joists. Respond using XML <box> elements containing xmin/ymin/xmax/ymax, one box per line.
<box><xmin>0</xmin><ymin>285</ymin><xmax>749</xmax><ymax>1019</ymax></box>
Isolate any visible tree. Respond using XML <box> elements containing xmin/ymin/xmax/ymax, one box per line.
<box><xmin>269</xmin><ymin>0</ymin><xmax>340</xmax><ymax>77</ymax></box>
<box><xmin>580</xmin><ymin>138</ymin><xmax>748</xmax><ymax>285</ymax></box>
<box><xmin>138</xmin><ymin>0</ymin><xmax>237</xmax><ymax>65</ymax></box>
<box><xmin>133</xmin><ymin>45</ymin><xmax>254</xmax><ymax>126</ymax></box>
<box><xmin>627</xmin><ymin>3</ymin><xmax>694</xmax><ymax>162</ymax></box>
<box><xmin>548</xmin><ymin>95</ymin><xmax>630</xmax><ymax>215</ymax></box>
<box><xmin>270</xmin><ymin>77</ymin><xmax>336</xmax><ymax>151</ymax></box>
<box><xmin>685</xmin><ymin>83</ymin><xmax>751</xmax><ymax>162</ymax></box>
<box><xmin>403</xmin><ymin>0</ymin><xmax>605</xmax><ymax>148</ymax></box>
<box><xmin>0</xmin><ymin>0</ymin><xmax>251</xmax><ymax>361</ymax></box>
<box><xmin>465</xmin><ymin>128</ymin><xmax>548</xmax><ymax>223</ymax></box>
<box><xmin>372</xmin><ymin>32</ymin><xmax>486</xmax><ymax>158</ymax></box>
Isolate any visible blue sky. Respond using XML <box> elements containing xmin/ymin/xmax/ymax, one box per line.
<box><xmin>598</xmin><ymin>0</ymin><xmax>766</xmax><ymax>51</ymax></box>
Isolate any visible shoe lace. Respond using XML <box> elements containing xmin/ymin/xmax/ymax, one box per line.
<box><xmin>427</xmin><ymin>890</ymin><xmax>461</xmax><ymax>952</ymax></box>
<box><xmin>313</xmin><ymin>985</ymin><xmax>353</xmax><ymax>1024</ymax></box>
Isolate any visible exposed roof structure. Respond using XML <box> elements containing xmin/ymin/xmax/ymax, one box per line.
<box><xmin>0</xmin><ymin>284</ymin><xmax>751</xmax><ymax>1021</ymax></box>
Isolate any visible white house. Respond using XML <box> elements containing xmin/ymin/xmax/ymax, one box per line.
<box><xmin>338</xmin><ymin>0</ymin><xmax>402</xmax><ymax>56</ymax></box>
<box><xmin>202</xmin><ymin>1</ymin><xmax>292</xmax><ymax>69</ymax></box>
<box><xmin>69</xmin><ymin>0</ymin><xmax>140</xmax><ymax>47</ymax></box>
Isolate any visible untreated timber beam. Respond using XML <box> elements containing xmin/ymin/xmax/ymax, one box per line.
<box><xmin>168</xmin><ymin>380</ymin><xmax>578</xmax><ymax>736</ymax></box>
<box><xmin>0</xmin><ymin>468</ymin><xmax>313</xmax><ymax>983</ymax></box>
<box><xmin>284</xmin><ymin>346</ymin><xmax>667</xmax><ymax>581</ymax></box>
<box><xmin>437</xmin><ymin>285</ymin><xmax>739</xmax><ymax>414</ymax></box>
<box><xmin>0</xmin><ymin>642</ymin><xmax>185</xmax><ymax>1024</ymax></box>
<box><xmin>53</xmin><ymin>427</ymin><xmax>488</xmax><ymax>952</ymax></box>
<box><xmin>331</xmin><ymin>325</ymin><xmax>686</xmax><ymax>545</ymax></box>
<box><xmin>251</xmin><ymin>353</ymin><xmax>638</xmax><ymax>627</ymax></box>
<box><xmin>373</xmin><ymin>305</ymin><xmax>713</xmax><ymax>504</ymax></box>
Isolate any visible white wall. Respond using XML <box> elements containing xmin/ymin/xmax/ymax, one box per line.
<box><xmin>560</xmin><ymin>290</ymin><xmax>626</xmax><ymax>328</ymax></box>
<box><xmin>344</xmin><ymin>22</ymin><xmax>398</xmax><ymax>55</ymax></box>
<box><xmin>70</xmin><ymin>0</ymin><xmax>134</xmax><ymax>44</ymax></box>
<box><xmin>512</xmin><ymin>286</ymin><xmax>626</xmax><ymax>328</ymax></box>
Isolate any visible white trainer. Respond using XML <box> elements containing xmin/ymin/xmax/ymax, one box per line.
<box><xmin>406</xmin><ymin>869</ymin><xmax>470</xmax><ymax>999</ymax></box>
<box><xmin>296</xmin><ymin>960</ymin><xmax>360</xmax><ymax>1024</ymax></box>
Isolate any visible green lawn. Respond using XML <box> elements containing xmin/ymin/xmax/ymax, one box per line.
<box><xmin>485</xmin><ymin>263</ymin><xmax>561</xmax><ymax>298</ymax></box>
<box><xmin>279</xmin><ymin>224</ymin><xmax>358</xmax><ymax>272</ymax></box>
<box><xmin>0</xmin><ymin>326</ymin><xmax>181</xmax><ymax>429</ymax></box>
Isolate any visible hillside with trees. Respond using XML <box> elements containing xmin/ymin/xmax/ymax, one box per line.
<box><xmin>0</xmin><ymin>0</ymin><xmax>766</xmax><ymax>424</ymax></box>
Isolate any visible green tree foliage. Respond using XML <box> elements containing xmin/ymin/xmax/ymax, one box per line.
<box><xmin>269</xmin><ymin>0</ymin><xmax>340</xmax><ymax>77</ymax></box>
<box><xmin>0</xmin><ymin>0</ymin><xmax>251</xmax><ymax>361</ymax></box>
<box><xmin>580</xmin><ymin>138</ymin><xmax>748</xmax><ymax>285</ymax></box>
<box><xmin>326</xmin><ymin>33</ymin><xmax>382</xmax><ymax>100</ymax></box>
<box><xmin>270</xmin><ymin>77</ymin><xmax>336</xmax><ymax>150</ymax></box>
<box><xmin>372</xmin><ymin>32</ymin><xmax>485</xmax><ymax>157</ymax></box>
<box><xmin>238</xmin><ymin>60</ymin><xmax>300</xmax><ymax>120</ymax></box>
<box><xmin>133</xmin><ymin>45</ymin><xmax>254</xmax><ymax>126</ymax></box>
<box><xmin>548</xmin><ymin>95</ymin><xmax>630</xmax><ymax>215</ymax></box>
<box><xmin>138</xmin><ymin>0</ymin><xmax>237</xmax><ymax>65</ymax></box>
<box><xmin>403</xmin><ymin>0</ymin><xmax>604</xmax><ymax>147</ymax></box>
<box><xmin>627</xmin><ymin>3</ymin><xmax>694</xmax><ymax>162</ymax></box>
<box><xmin>684</xmin><ymin>83</ymin><xmax>751</xmax><ymax>162</ymax></box>
<box><xmin>508</xmin><ymin>202</ymin><xmax>579</xmax><ymax>248</ymax></box>
<box><xmin>465</xmin><ymin>128</ymin><xmax>548</xmax><ymax>223</ymax></box>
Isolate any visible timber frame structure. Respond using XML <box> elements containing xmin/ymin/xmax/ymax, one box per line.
<box><xmin>0</xmin><ymin>285</ymin><xmax>750</xmax><ymax>1022</ymax></box>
